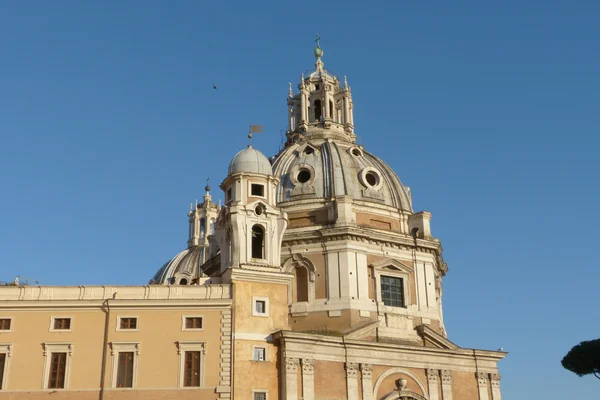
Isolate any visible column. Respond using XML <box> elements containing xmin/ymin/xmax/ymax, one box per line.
<box><xmin>490</xmin><ymin>373</ymin><xmax>502</xmax><ymax>400</ymax></box>
<box><xmin>301</xmin><ymin>90</ymin><xmax>308</xmax><ymax>123</ymax></box>
<box><xmin>345</xmin><ymin>362</ymin><xmax>359</xmax><ymax>400</ymax></box>
<box><xmin>360</xmin><ymin>364</ymin><xmax>374</xmax><ymax>400</ymax></box>
<box><xmin>323</xmin><ymin>84</ymin><xmax>330</xmax><ymax>119</ymax></box>
<box><xmin>301</xmin><ymin>358</ymin><xmax>315</xmax><ymax>400</ymax></box>
<box><xmin>426</xmin><ymin>369</ymin><xmax>440</xmax><ymax>400</ymax></box>
<box><xmin>343</xmin><ymin>95</ymin><xmax>350</xmax><ymax>125</ymax></box>
<box><xmin>284</xmin><ymin>357</ymin><xmax>299</xmax><ymax>400</ymax></box>
<box><xmin>441</xmin><ymin>370</ymin><xmax>453</xmax><ymax>400</ymax></box>
<box><xmin>476</xmin><ymin>372</ymin><xmax>489</xmax><ymax>400</ymax></box>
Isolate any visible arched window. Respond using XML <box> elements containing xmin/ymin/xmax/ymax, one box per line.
<box><xmin>294</xmin><ymin>266</ymin><xmax>308</xmax><ymax>302</ymax></box>
<box><xmin>200</xmin><ymin>218</ymin><xmax>206</xmax><ymax>236</ymax></box>
<box><xmin>180</xmin><ymin>278</ymin><xmax>188</xmax><ymax>285</ymax></box>
<box><xmin>314</xmin><ymin>100</ymin><xmax>322</xmax><ymax>121</ymax></box>
<box><xmin>251</xmin><ymin>225</ymin><xmax>265</xmax><ymax>259</ymax></box>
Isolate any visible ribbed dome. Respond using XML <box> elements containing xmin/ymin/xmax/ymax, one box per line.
<box><xmin>228</xmin><ymin>145</ymin><xmax>273</xmax><ymax>176</ymax></box>
<box><xmin>272</xmin><ymin>140</ymin><xmax>413</xmax><ymax>211</ymax></box>
<box><xmin>149</xmin><ymin>246</ymin><xmax>206</xmax><ymax>285</ymax></box>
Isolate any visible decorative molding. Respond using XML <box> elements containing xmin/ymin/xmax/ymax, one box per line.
<box><xmin>441</xmin><ymin>370</ymin><xmax>452</xmax><ymax>385</ymax></box>
<box><xmin>372</xmin><ymin>368</ymin><xmax>428</xmax><ymax>399</ymax></box>
<box><xmin>42</xmin><ymin>342</ymin><xmax>73</xmax><ymax>357</ymax></box>
<box><xmin>301</xmin><ymin>358</ymin><xmax>315</xmax><ymax>374</ymax></box>
<box><xmin>345</xmin><ymin>362</ymin><xmax>360</xmax><ymax>378</ymax></box>
<box><xmin>415</xmin><ymin>325</ymin><xmax>459</xmax><ymax>350</ymax></box>
<box><xmin>490</xmin><ymin>373</ymin><xmax>501</xmax><ymax>387</ymax></box>
<box><xmin>360</xmin><ymin>363</ymin><xmax>373</xmax><ymax>379</ymax></box>
<box><xmin>285</xmin><ymin>357</ymin><xmax>299</xmax><ymax>373</ymax></box>
<box><xmin>476</xmin><ymin>372</ymin><xmax>488</xmax><ymax>386</ymax></box>
<box><xmin>109</xmin><ymin>342</ymin><xmax>139</xmax><ymax>356</ymax></box>
<box><xmin>0</xmin><ymin>343</ymin><xmax>13</xmax><ymax>357</ymax></box>
<box><xmin>0</xmin><ymin>285</ymin><xmax>232</xmax><ymax>302</ymax></box>
<box><xmin>175</xmin><ymin>341</ymin><xmax>206</xmax><ymax>355</ymax></box>
<box><xmin>427</xmin><ymin>368</ymin><xmax>439</xmax><ymax>382</ymax></box>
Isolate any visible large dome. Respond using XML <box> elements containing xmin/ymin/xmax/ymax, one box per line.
<box><xmin>272</xmin><ymin>139</ymin><xmax>412</xmax><ymax>211</ymax></box>
<box><xmin>149</xmin><ymin>246</ymin><xmax>206</xmax><ymax>285</ymax></box>
<box><xmin>228</xmin><ymin>145</ymin><xmax>273</xmax><ymax>175</ymax></box>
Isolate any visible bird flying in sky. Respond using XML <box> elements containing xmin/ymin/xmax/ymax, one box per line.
<box><xmin>213</xmin><ymin>83</ymin><xmax>217</xmax><ymax>90</ymax></box>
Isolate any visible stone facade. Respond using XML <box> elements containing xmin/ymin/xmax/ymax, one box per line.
<box><xmin>0</xmin><ymin>42</ymin><xmax>506</xmax><ymax>399</ymax></box>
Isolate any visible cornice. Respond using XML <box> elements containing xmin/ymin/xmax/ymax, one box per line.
<box><xmin>283</xmin><ymin>226</ymin><xmax>444</xmax><ymax>258</ymax></box>
<box><xmin>0</xmin><ymin>299</ymin><xmax>232</xmax><ymax>311</ymax></box>
<box><xmin>274</xmin><ymin>330</ymin><xmax>507</xmax><ymax>362</ymax></box>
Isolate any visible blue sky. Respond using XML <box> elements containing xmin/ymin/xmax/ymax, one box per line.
<box><xmin>1</xmin><ymin>1</ymin><xmax>599</xmax><ymax>398</ymax></box>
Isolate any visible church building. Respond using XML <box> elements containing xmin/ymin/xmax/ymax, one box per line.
<box><xmin>0</xmin><ymin>42</ymin><xmax>506</xmax><ymax>400</ymax></box>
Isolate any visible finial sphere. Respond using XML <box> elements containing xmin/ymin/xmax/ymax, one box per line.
<box><xmin>314</xmin><ymin>47</ymin><xmax>323</xmax><ymax>58</ymax></box>
<box><xmin>205</xmin><ymin>185</ymin><xmax>211</xmax><ymax>192</ymax></box>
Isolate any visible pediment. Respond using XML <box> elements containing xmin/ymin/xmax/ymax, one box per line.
<box><xmin>370</xmin><ymin>259</ymin><xmax>413</xmax><ymax>274</ymax></box>
<box><xmin>296</xmin><ymin>143</ymin><xmax>320</xmax><ymax>156</ymax></box>
<box><xmin>415</xmin><ymin>324</ymin><xmax>458</xmax><ymax>350</ymax></box>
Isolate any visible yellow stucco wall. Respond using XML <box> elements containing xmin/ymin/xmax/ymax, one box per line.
<box><xmin>0</xmin><ymin>304</ymin><xmax>227</xmax><ymax>393</ymax></box>
<box><xmin>314</xmin><ymin>360</ymin><xmax>347</xmax><ymax>399</ymax></box>
<box><xmin>452</xmin><ymin>371</ymin><xmax>480</xmax><ymax>399</ymax></box>
<box><xmin>231</xmin><ymin>279</ymin><xmax>289</xmax><ymax>400</ymax></box>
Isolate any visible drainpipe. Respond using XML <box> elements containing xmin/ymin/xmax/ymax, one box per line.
<box><xmin>99</xmin><ymin>293</ymin><xmax>115</xmax><ymax>400</ymax></box>
<box><xmin>230</xmin><ymin>282</ymin><xmax>236</xmax><ymax>400</ymax></box>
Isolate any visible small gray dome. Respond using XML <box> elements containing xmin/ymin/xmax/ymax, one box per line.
<box><xmin>228</xmin><ymin>145</ymin><xmax>273</xmax><ymax>176</ymax></box>
<box><xmin>149</xmin><ymin>246</ymin><xmax>206</xmax><ymax>285</ymax></box>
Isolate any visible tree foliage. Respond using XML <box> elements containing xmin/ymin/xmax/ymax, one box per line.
<box><xmin>561</xmin><ymin>338</ymin><xmax>600</xmax><ymax>380</ymax></box>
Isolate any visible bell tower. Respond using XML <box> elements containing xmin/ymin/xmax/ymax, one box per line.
<box><xmin>215</xmin><ymin>145</ymin><xmax>288</xmax><ymax>273</ymax></box>
<box><xmin>214</xmin><ymin>144</ymin><xmax>292</xmax><ymax>399</ymax></box>
<box><xmin>187</xmin><ymin>183</ymin><xmax>220</xmax><ymax>260</ymax></box>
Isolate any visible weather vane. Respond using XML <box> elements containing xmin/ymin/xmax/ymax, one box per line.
<box><xmin>248</xmin><ymin>124</ymin><xmax>264</xmax><ymax>141</ymax></box>
<box><xmin>315</xmin><ymin>34</ymin><xmax>321</xmax><ymax>48</ymax></box>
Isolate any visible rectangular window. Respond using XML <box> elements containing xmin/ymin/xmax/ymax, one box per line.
<box><xmin>0</xmin><ymin>353</ymin><xmax>5</xmax><ymax>389</ymax></box>
<box><xmin>183</xmin><ymin>351</ymin><xmax>201</xmax><ymax>387</ymax></box>
<box><xmin>48</xmin><ymin>353</ymin><xmax>66</xmax><ymax>389</ymax></box>
<box><xmin>53</xmin><ymin>318</ymin><xmax>71</xmax><ymax>330</ymax></box>
<box><xmin>116</xmin><ymin>352</ymin><xmax>134</xmax><ymax>388</ymax></box>
<box><xmin>185</xmin><ymin>317</ymin><xmax>203</xmax><ymax>330</ymax></box>
<box><xmin>251</xmin><ymin>184</ymin><xmax>265</xmax><ymax>197</ymax></box>
<box><xmin>255</xmin><ymin>300</ymin><xmax>266</xmax><ymax>314</ymax></box>
<box><xmin>380</xmin><ymin>275</ymin><xmax>404</xmax><ymax>307</ymax></box>
<box><xmin>254</xmin><ymin>392</ymin><xmax>267</xmax><ymax>400</ymax></box>
<box><xmin>0</xmin><ymin>319</ymin><xmax>10</xmax><ymax>331</ymax></box>
<box><xmin>226</xmin><ymin>188</ymin><xmax>232</xmax><ymax>202</ymax></box>
<box><xmin>253</xmin><ymin>347</ymin><xmax>265</xmax><ymax>361</ymax></box>
<box><xmin>119</xmin><ymin>318</ymin><xmax>137</xmax><ymax>330</ymax></box>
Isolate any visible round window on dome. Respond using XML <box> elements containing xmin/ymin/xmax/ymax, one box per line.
<box><xmin>352</xmin><ymin>148</ymin><xmax>362</xmax><ymax>157</ymax></box>
<box><xmin>365</xmin><ymin>172</ymin><xmax>378</xmax><ymax>186</ymax></box>
<box><xmin>304</xmin><ymin>147</ymin><xmax>314</xmax><ymax>155</ymax></box>
<box><xmin>297</xmin><ymin>169</ymin><xmax>311</xmax><ymax>184</ymax></box>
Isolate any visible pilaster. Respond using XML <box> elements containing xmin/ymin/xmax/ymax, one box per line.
<box><xmin>284</xmin><ymin>357</ymin><xmax>299</xmax><ymax>400</ymax></box>
<box><xmin>301</xmin><ymin>358</ymin><xmax>315</xmax><ymax>400</ymax></box>
<box><xmin>490</xmin><ymin>373</ymin><xmax>501</xmax><ymax>400</ymax></box>
<box><xmin>217</xmin><ymin>310</ymin><xmax>232</xmax><ymax>399</ymax></box>
<box><xmin>345</xmin><ymin>362</ymin><xmax>359</xmax><ymax>400</ymax></box>
<box><xmin>440</xmin><ymin>370</ymin><xmax>452</xmax><ymax>400</ymax></box>
<box><xmin>426</xmin><ymin>369</ymin><xmax>440</xmax><ymax>400</ymax></box>
<box><xmin>476</xmin><ymin>372</ymin><xmax>490</xmax><ymax>400</ymax></box>
<box><xmin>360</xmin><ymin>364</ymin><xmax>373</xmax><ymax>400</ymax></box>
